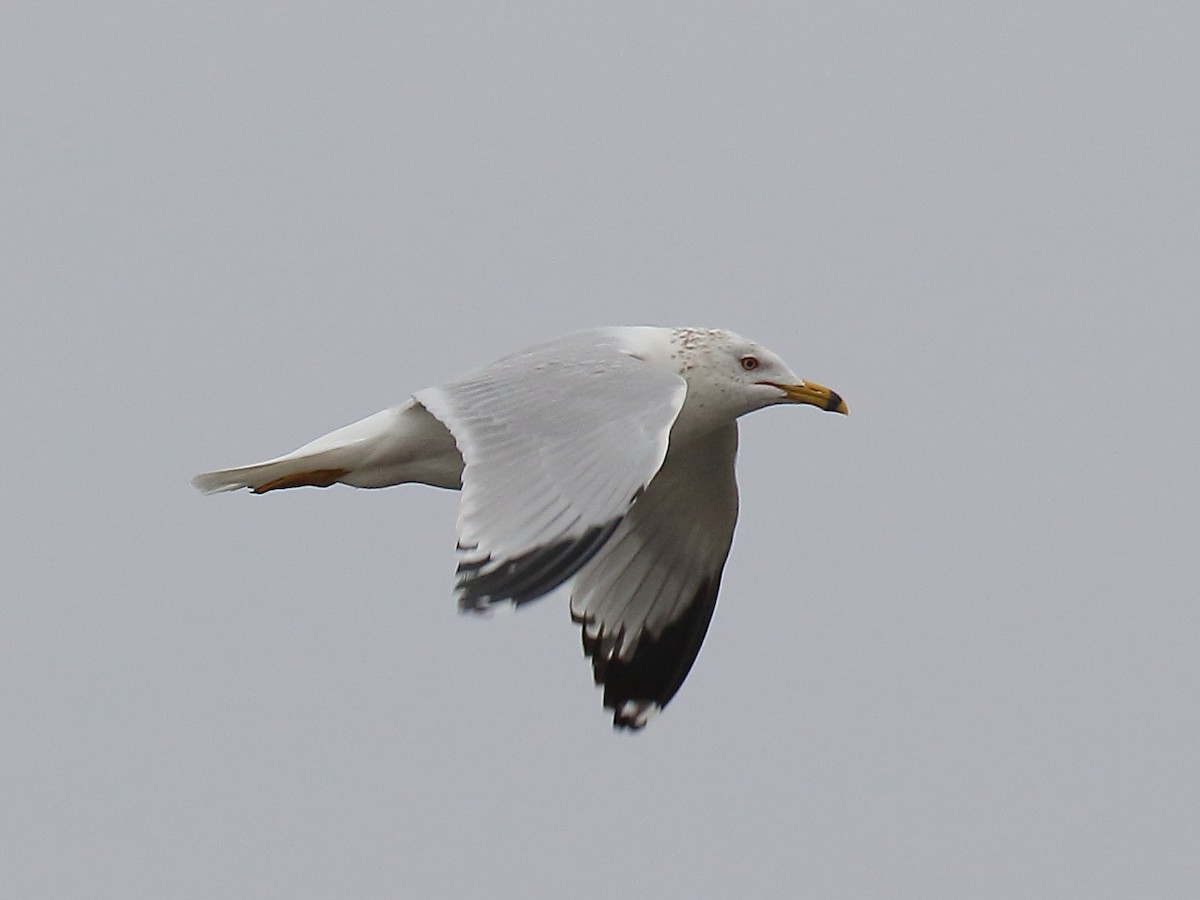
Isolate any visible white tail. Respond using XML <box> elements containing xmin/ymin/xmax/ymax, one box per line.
<box><xmin>190</xmin><ymin>448</ymin><xmax>356</xmax><ymax>494</ymax></box>
<box><xmin>191</xmin><ymin>401</ymin><xmax>464</xmax><ymax>495</ymax></box>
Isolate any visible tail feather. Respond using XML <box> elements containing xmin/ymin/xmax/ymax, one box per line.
<box><xmin>190</xmin><ymin>449</ymin><xmax>353</xmax><ymax>494</ymax></box>
<box><xmin>191</xmin><ymin>405</ymin><xmax>405</xmax><ymax>494</ymax></box>
<box><xmin>191</xmin><ymin>400</ymin><xmax>464</xmax><ymax>495</ymax></box>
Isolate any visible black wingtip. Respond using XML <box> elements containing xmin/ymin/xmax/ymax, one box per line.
<box><xmin>578</xmin><ymin>575</ymin><xmax>723</xmax><ymax>730</ymax></box>
<box><xmin>456</xmin><ymin>519</ymin><xmax>621</xmax><ymax>609</ymax></box>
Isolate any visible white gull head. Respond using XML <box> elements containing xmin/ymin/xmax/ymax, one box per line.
<box><xmin>608</xmin><ymin>326</ymin><xmax>847</xmax><ymax>440</ymax></box>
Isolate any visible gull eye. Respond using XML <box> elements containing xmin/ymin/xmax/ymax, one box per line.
<box><xmin>740</xmin><ymin>355</ymin><xmax>760</xmax><ymax>371</ymax></box>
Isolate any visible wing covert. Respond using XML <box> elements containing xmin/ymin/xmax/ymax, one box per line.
<box><xmin>415</xmin><ymin>330</ymin><xmax>687</xmax><ymax>611</ymax></box>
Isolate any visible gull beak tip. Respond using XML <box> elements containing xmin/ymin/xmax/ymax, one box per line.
<box><xmin>773</xmin><ymin>380</ymin><xmax>848</xmax><ymax>414</ymax></box>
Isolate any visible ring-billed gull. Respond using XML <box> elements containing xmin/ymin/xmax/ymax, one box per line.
<box><xmin>193</xmin><ymin>327</ymin><xmax>847</xmax><ymax>729</ymax></box>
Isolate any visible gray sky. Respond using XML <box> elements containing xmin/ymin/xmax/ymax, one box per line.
<box><xmin>3</xmin><ymin>3</ymin><xmax>1198</xmax><ymax>898</ymax></box>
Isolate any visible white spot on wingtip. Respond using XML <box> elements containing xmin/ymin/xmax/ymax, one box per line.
<box><xmin>616</xmin><ymin>700</ymin><xmax>659</xmax><ymax>730</ymax></box>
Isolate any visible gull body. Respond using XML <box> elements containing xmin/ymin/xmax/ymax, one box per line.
<box><xmin>193</xmin><ymin>326</ymin><xmax>846</xmax><ymax>728</ymax></box>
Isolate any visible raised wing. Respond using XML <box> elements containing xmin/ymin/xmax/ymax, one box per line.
<box><xmin>415</xmin><ymin>331</ymin><xmax>687</xmax><ymax>611</ymax></box>
<box><xmin>569</xmin><ymin>423</ymin><xmax>740</xmax><ymax>729</ymax></box>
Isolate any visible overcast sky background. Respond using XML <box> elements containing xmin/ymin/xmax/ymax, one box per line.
<box><xmin>3</xmin><ymin>4</ymin><xmax>1198</xmax><ymax>898</ymax></box>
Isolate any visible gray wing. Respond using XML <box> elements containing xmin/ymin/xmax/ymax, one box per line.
<box><xmin>569</xmin><ymin>423</ymin><xmax>740</xmax><ymax>729</ymax></box>
<box><xmin>415</xmin><ymin>331</ymin><xmax>687</xmax><ymax>611</ymax></box>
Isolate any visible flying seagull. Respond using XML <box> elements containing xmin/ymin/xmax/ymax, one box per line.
<box><xmin>193</xmin><ymin>327</ymin><xmax>847</xmax><ymax>728</ymax></box>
